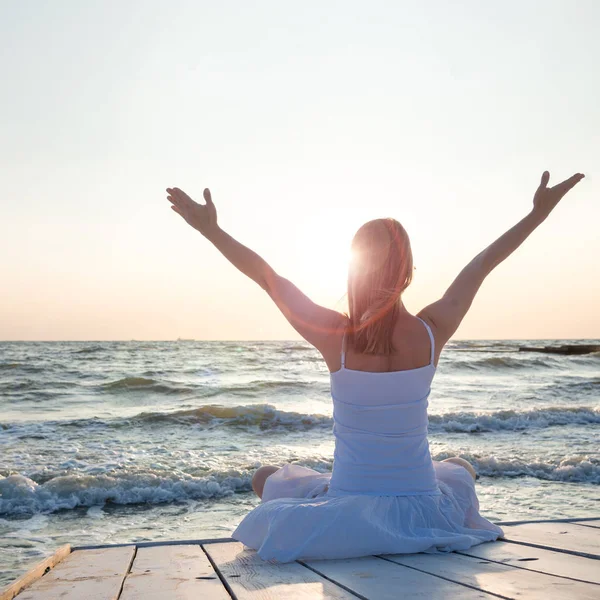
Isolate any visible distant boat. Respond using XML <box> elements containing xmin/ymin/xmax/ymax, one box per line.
<box><xmin>176</xmin><ymin>338</ymin><xmax>195</xmax><ymax>342</ymax></box>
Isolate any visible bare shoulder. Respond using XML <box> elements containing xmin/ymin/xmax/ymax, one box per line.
<box><xmin>312</xmin><ymin>314</ymin><xmax>348</xmax><ymax>373</ymax></box>
<box><xmin>416</xmin><ymin>303</ymin><xmax>454</xmax><ymax>363</ymax></box>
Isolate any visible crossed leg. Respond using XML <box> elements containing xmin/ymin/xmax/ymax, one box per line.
<box><xmin>253</xmin><ymin>458</ymin><xmax>477</xmax><ymax>500</ymax></box>
<box><xmin>252</xmin><ymin>465</ymin><xmax>280</xmax><ymax>498</ymax></box>
<box><xmin>442</xmin><ymin>457</ymin><xmax>478</xmax><ymax>481</ymax></box>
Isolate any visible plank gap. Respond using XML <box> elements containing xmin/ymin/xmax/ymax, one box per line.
<box><xmin>200</xmin><ymin>544</ymin><xmax>237</xmax><ymax>600</ymax></box>
<box><xmin>297</xmin><ymin>561</ymin><xmax>369</xmax><ymax>600</ymax></box>
<box><xmin>115</xmin><ymin>545</ymin><xmax>137</xmax><ymax>600</ymax></box>
<box><xmin>457</xmin><ymin>549</ymin><xmax>600</xmax><ymax>587</ymax></box>
<box><xmin>502</xmin><ymin>538</ymin><xmax>600</xmax><ymax>560</ymax></box>
<box><xmin>577</xmin><ymin>522</ymin><xmax>600</xmax><ymax>530</ymax></box>
<box><xmin>376</xmin><ymin>555</ymin><xmax>510</xmax><ymax>600</ymax></box>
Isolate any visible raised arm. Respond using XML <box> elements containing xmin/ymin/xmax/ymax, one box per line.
<box><xmin>418</xmin><ymin>171</ymin><xmax>585</xmax><ymax>349</ymax></box>
<box><xmin>166</xmin><ymin>187</ymin><xmax>344</xmax><ymax>347</ymax></box>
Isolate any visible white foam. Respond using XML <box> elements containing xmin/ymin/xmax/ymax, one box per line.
<box><xmin>429</xmin><ymin>406</ymin><xmax>600</xmax><ymax>433</ymax></box>
<box><xmin>433</xmin><ymin>452</ymin><xmax>600</xmax><ymax>484</ymax></box>
<box><xmin>0</xmin><ymin>471</ymin><xmax>252</xmax><ymax>516</ymax></box>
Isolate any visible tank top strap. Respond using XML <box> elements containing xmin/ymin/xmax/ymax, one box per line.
<box><xmin>417</xmin><ymin>317</ymin><xmax>435</xmax><ymax>365</ymax></box>
<box><xmin>340</xmin><ymin>328</ymin><xmax>347</xmax><ymax>369</ymax></box>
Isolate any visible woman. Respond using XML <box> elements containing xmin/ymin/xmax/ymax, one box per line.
<box><xmin>166</xmin><ymin>170</ymin><xmax>584</xmax><ymax>562</ymax></box>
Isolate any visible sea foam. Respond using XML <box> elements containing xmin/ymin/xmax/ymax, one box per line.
<box><xmin>1</xmin><ymin>452</ymin><xmax>597</xmax><ymax>516</ymax></box>
<box><xmin>0</xmin><ymin>471</ymin><xmax>252</xmax><ymax>516</ymax></box>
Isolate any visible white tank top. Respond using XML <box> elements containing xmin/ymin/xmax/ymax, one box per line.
<box><xmin>328</xmin><ymin>317</ymin><xmax>441</xmax><ymax>496</ymax></box>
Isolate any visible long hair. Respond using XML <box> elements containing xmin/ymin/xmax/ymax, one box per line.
<box><xmin>347</xmin><ymin>218</ymin><xmax>413</xmax><ymax>354</ymax></box>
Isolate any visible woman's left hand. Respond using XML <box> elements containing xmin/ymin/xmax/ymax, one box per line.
<box><xmin>166</xmin><ymin>187</ymin><xmax>219</xmax><ymax>238</ymax></box>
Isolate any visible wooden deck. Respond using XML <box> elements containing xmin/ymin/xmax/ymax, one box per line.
<box><xmin>2</xmin><ymin>517</ymin><xmax>599</xmax><ymax>599</ymax></box>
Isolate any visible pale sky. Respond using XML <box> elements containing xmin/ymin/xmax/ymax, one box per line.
<box><xmin>1</xmin><ymin>1</ymin><xmax>598</xmax><ymax>341</ymax></box>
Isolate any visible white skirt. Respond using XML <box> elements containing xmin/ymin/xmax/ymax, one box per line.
<box><xmin>232</xmin><ymin>461</ymin><xmax>503</xmax><ymax>562</ymax></box>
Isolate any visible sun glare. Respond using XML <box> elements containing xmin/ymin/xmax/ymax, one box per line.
<box><xmin>291</xmin><ymin>226</ymin><xmax>354</xmax><ymax>304</ymax></box>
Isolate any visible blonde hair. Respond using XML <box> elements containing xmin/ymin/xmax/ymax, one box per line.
<box><xmin>347</xmin><ymin>218</ymin><xmax>413</xmax><ymax>354</ymax></box>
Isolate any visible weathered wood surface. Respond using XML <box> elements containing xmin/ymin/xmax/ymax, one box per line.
<box><xmin>0</xmin><ymin>545</ymin><xmax>71</xmax><ymax>600</ymax></box>
<box><xmin>204</xmin><ymin>541</ymin><xmax>355</xmax><ymax>599</ymax></box>
<box><xmin>384</xmin><ymin>551</ymin><xmax>599</xmax><ymax>599</ymax></box>
<box><xmin>15</xmin><ymin>547</ymin><xmax>134</xmax><ymax>600</ymax></box>
<box><xmin>5</xmin><ymin>518</ymin><xmax>600</xmax><ymax>599</ymax></box>
<box><xmin>501</xmin><ymin>522</ymin><xmax>600</xmax><ymax>558</ymax></box>
<box><xmin>303</xmin><ymin>555</ymin><xmax>492</xmax><ymax>599</ymax></box>
<box><xmin>459</xmin><ymin>540</ymin><xmax>600</xmax><ymax>585</ymax></box>
<box><xmin>120</xmin><ymin>545</ymin><xmax>229</xmax><ymax>600</ymax></box>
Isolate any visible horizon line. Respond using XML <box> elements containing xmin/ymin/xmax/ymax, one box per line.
<box><xmin>1</xmin><ymin>338</ymin><xmax>599</xmax><ymax>343</ymax></box>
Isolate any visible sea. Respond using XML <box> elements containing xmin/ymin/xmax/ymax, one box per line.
<box><xmin>0</xmin><ymin>339</ymin><xmax>598</xmax><ymax>585</ymax></box>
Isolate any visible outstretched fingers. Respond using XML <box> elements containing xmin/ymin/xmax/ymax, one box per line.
<box><xmin>554</xmin><ymin>173</ymin><xmax>585</xmax><ymax>194</ymax></box>
<box><xmin>166</xmin><ymin>187</ymin><xmax>194</xmax><ymax>208</ymax></box>
<box><xmin>166</xmin><ymin>188</ymin><xmax>180</xmax><ymax>207</ymax></box>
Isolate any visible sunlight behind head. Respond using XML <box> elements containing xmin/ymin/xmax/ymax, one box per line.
<box><xmin>348</xmin><ymin>219</ymin><xmax>414</xmax><ymax>354</ymax></box>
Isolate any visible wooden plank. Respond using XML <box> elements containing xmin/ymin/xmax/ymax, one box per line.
<box><xmin>16</xmin><ymin>547</ymin><xmax>135</xmax><ymax>600</ymax></box>
<box><xmin>120</xmin><ymin>545</ymin><xmax>229</xmax><ymax>600</ymax></box>
<box><xmin>303</xmin><ymin>556</ymin><xmax>493</xmax><ymax>599</ymax></box>
<box><xmin>73</xmin><ymin>537</ymin><xmax>234</xmax><ymax>551</ymax></box>
<box><xmin>204</xmin><ymin>541</ymin><xmax>355</xmax><ymax>599</ymax></box>
<box><xmin>0</xmin><ymin>545</ymin><xmax>71</xmax><ymax>600</ymax></box>
<box><xmin>384</xmin><ymin>551</ymin><xmax>599</xmax><ymax>599</ymax></box>
<box><xmin>501</xmin><ymin>522</ymin><xmax>600</xmax><ymax>559</ymax></box>
<box><xmin>459</xmin><ymin>541</ymin><xmax>600</xmax><ymax>585</ymax></box>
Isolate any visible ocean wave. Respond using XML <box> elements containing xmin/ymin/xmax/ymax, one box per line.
<box><xmin>99</xmin><ymin>377</ymin><xmax>320</xmax><ymax>397</ymax></box>
<box><xmin>569</xmin><ymin>352</ymin><xmax>600</xmax><ymax>365</ymax></box>
<box><xmin>135</xmin><ymin>403</ymin><xmax>331</xmax><ymax>430</ymax></box>
<box><xmin>544</xmin><ymin>378</ymin><xmax>600</xmax><ymax>397</ymax></box>
<box><xmin>0</xmin><ymin>362</ymin><xmax>23</xmax><ymax>370</ymax></box>
<box><xmin>0</xmin><ymin>379</ymin><xmax>76</xmax><ymax>394</ymax></box>
<box><xmin>102</xmin><ymin>376</ymin><xmax>161</xmax><ymax>389</ymax></box>
<box><xmin>3</xmin><ymin>404</ymin><xmax>598</xmax><ymax>435</ymax></box>
<box><xmin>0</xmin><ymin>470</ymin><xmax>252</xmax><ymax>516</ymax></box>
<box><xmin>451</xmin><ymin>342</ymin><xmax>517</xmax><ymax>352</ymax></box>
<box><xmin>447</xmin><ymin>355</ymin><xmax>558</xmax><ymax>371</ymax></box>
<box><xmin>277</xmin><ymin>344</ymin><xmax>314</xmax><ymax>353</ymax></box>
<box><xmin>135</xmin><ymin>403</ymin><xmax>598</xmax><ymax>433</ymax></box>
<box><xmin>429</xmin><ymin>406</ymin><xmax>600</xmax><ymax>433</ymax></box>
<box><xmin>73</xmin><ymin>345</ymin><xmax>106</xmax><ymax>355</ymax></box>
<box><xmin>1</xmin><ymin>451</ymin><xmax>597</xmax><ymax>516</ymax></box>
<box><xmin>99</xmin><ymin>377</ymin><xmax>194</xmax><ymax>395</ymax></box>
<box><xmin>433</xmin><ymin>453</ymin><xmax>600</xmax><ymax>484</ymax></box>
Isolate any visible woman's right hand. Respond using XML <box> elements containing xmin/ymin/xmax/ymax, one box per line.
<box><xmin>166</xmin><ymin>187</ymin><xmax>219</xmax><ymax>239</ymax></box>
<box><xmin>532</xmin><ymin>171</ymin><xmax>585</xmax><ymax>220</ymax></box>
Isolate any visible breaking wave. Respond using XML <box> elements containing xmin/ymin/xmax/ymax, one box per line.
<box><xmin>0</xmin><ymin>470</ymin><xmax>252</xmax><ymax>516</ymax></box>
<box><xmin>3</xmin><ymin>404</ymin><xmax>598</xmax><ymax>435</ymax></box>
<box><xmin>1</xmin><ymin>452</ymin><xmax>597</xmax><ymax>516</ymax></box>
<box><xmin>428</xmin><ymin>405</ymin><xmax>600</xmax><ymax>433</ymax></box>
<box><xmin>448</xmin><ymin>355</ymin><xmax>559</xmax><ymax>371</ymax></box>
<box><xmin>439</xmin><ymin>453</ymin><xmax>600</xmax><ymax>484</ymax></box>
<box><xmin>99</xmin><ymin>377</ymin><xmax>318</xmax><ymax>397</ymax></box>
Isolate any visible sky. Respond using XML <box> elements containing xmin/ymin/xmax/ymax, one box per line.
<box><xmin>1</xmin><ymin>1</ymin><xmax>598</xmax><ymax>341</ymax></box>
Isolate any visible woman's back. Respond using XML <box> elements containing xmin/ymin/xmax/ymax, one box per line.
<box><xmin>328</xmin><ymin>317</ymin><xmax>440</xmax><ymax>496</ymax></box>
<box><xmin>339</xmin><ymin>314</ymin><xmax>438</xmax><ymax>373</ymax></box>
